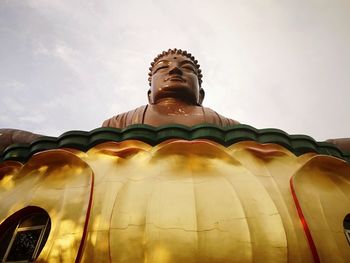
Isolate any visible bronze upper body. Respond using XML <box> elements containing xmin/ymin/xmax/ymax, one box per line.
<box><xmin>102</xmin><ymin>49</ymin><xmax>239</xmax><ymax>128</ymax></box>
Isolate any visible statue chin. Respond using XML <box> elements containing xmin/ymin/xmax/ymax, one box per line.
<box><xmin>152</xmin><ymin>87</ymin><xmax>198</xmax><ymax>105</ymax></box>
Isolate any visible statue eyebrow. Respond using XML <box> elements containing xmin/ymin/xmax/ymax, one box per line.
<box><xmin>154</xmin><ymin>60</ymin><xmax>169</xmax><ymax>66</ymax></box>
<box><xmin>153</xmin><ymin>59</ymin><xmax>196</xmax><ymax>72</ymax></box>
<box><xmin>154</xmin><ymin>59</ymin><xmax>195</xmax><ymax>67</ymax></box>
<box><xmin>179</xmin><ymin>60</ymin><xmax>196</xmax><ymax>67</ymax></box>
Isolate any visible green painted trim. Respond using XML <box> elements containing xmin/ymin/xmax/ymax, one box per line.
<box><xmin>1</xmin><ymin>124</ymin><xmax>349</xmax><ymax>163</ymax></box>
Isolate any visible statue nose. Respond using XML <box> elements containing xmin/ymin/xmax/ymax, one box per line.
<box><xmin>169</xmin><ymin>66</ymin><xmax>183</xmax><ymax>75</ymax></box>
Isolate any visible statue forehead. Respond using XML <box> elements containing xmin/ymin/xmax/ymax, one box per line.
<box><xmin>154</xmin><ymin>54</ymin><xmax>194</xmax><ymax>65</ymax></box>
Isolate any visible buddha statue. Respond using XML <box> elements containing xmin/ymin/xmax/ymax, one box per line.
<box><xmin>0</xmin><ymin>49</ymin><xmax>349</xmax><ymax>152</ymax></box>
<box><xmin>102</xmin><ymin>49</ymin><xmax>239</xmax><ymax>128</ymax></box>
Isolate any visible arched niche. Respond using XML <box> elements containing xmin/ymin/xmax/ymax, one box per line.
<box><xmin>0</xmin><ymin>206</ymin><xmax>51</xmax><ymax>262</ymax></box>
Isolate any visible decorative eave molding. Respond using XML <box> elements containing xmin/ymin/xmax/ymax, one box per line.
<box><xmin>1</xmin><ymin>124</ymin><xmax>349</xmax><ymax>163</ymax></box>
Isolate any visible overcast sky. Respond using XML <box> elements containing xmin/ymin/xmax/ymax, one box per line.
<box><xmin>1</xmin><ymin>0</ymin><xmax>349</xmax><ymax>141</ymax></box>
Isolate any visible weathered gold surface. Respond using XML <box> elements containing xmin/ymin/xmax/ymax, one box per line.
<box><xmin>1</xmin><ymin>140</ymin><xmax>350</xmax><ymax>262</ymax></box>
<box><xmin>0</xmin><ymin>150</ymin><xmax>93</xmax><ymax>263</ymax></box>
<box><xmin>292</xmin><ymin>155</ymin><xmax>350</xmax><ymax>263</ymax></box>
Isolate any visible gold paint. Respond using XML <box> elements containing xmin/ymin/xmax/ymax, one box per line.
<box><xmin>0</xmin><ymin>149</ymin><xmax>93</xmax><ymax>262</ymax></box>
<box><xmin>293</xmin><ymin>156</ymin><xmax>350</xmax><ymax>262</ymax></box>
<box><xmin>38</xmin><ymin>165</ymin><xmax>49</xmax><ymax>173</ymax></box>
<box><xmin>229</xmin><ymin>141</ymin><xmax>314</xmax><ymax>262</ymax></box>
<box><xmin>147</xmin><ymin>244</ymin><xmax>170</xmax><ymax>263</ymax></box>
<box><xmin>0</xmin><ymin>174</ymin><xmax>15</xmax><ymax>190</ymax></box>
<box><xmin>0</xmin><ymin>161</ymin><xmax>22</xmax><ymax>192</ymax></box>
<box><xmin>1</xmin><ymin>140</ymin><xmax>349</xmax><ymax>262</ymax></box>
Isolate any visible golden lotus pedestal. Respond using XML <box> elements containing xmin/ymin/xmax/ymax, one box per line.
<box><xmin>1</xmin><ymin>126</ymin><xmax>350</xmax><ymax>262</ymax></box>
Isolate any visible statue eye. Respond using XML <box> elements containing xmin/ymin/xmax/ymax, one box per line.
<box><xmin>182</xmin><ymin>65</ymin><xmax>196</xmax><ymax>72</ymax></box>
<box><xmin>154</xmin><ymin>66</ymin><xmax>168</xmax><ymax>73</ymax></box>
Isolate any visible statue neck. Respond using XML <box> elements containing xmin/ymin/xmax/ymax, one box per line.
<box><xmin>144</xmin><ymin>101</ymin><xmax>205</xmax><ymax>126</ymax></box>
<box><xmin>152</xmin><ymin>98</ymin><xmax>199</xmax><ymax>107</ymax></box>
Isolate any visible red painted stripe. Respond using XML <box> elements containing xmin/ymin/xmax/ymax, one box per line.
<box><xmin>290</xmin><ymin>176</ymin><xmax>320</xmax><ymax>263</ymax></box>
<box><xmin>108</xmin><ymin>191</ymin><xmax>117</xmax><ymax>262</ymax></box>
<box><xmin>75</xmin><ymin>171</ymin><xmax>95</xmax><ymax>263</ymax></box>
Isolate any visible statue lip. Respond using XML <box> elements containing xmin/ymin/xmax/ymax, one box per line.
<box><xmin>166</xmin><ymin>76</ymin><xmax>185</xmax><ymax>82</ymax></box>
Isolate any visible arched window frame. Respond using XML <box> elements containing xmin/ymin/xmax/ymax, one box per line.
<box><xmin>0</xmin><ymin>207</ymin><xmax>51</xmax><ymax>263</ymax></box>
<box><xmin>343</xmin><ymin>214</ymin><xmax>350</xmax><ymax>245</ymax></box>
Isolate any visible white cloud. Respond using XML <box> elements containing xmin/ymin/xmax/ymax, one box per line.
<box><xmin>19</xmin><ymin>114</ymin><xmax>46</xmax><ymax>124</ymax></box>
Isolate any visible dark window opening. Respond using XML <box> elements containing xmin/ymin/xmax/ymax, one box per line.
<box><xmin>0</xmin><ymin>207</ymin><xmax>51</xmax><ymax>262</ymax></box>
<box><xmin>343</xmin><ymin>214</ymin><xmax>350</xmax><ymax>245</ymax></box>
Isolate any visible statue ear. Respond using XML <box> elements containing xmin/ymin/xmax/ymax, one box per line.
<box><xmin>198</xmin><ymin>88</ymin><xmax>205</xmax><ymax>105</ymax></box>
<box><xmin>147</xmin><ymin>89</ymin><xmax>153</xmax><ymax>104</ymax></box>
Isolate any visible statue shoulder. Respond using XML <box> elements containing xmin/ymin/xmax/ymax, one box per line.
<box><xmin>326</xmin><ymin>138</ymin><xmax>350</xmax><ymax>153</ymax></box>
<box><xmin>0</xmin><ymin>129</ymin><xmax>42</xmax><ymax>152</ymax></box>
<box><xmin>102</xmin><ymin>105</ymin><xmax>148</xmax><ymax>128</ymax></box>
<box><xmin>202</xmin><ymin>107</ymin><xmax>240</xmax><ymax>126</ymax></box>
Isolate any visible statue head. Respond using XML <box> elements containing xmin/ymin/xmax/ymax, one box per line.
<box><xmin>148</xmin><ymin>49</ymin><xmax>205</xmax><ymax>105</ymax></box>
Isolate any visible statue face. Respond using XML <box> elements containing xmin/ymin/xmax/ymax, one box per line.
<box><xmin>149</xmin><ymin>54</ymin><xmax>204</xmax><ymax>105</ymax></box>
